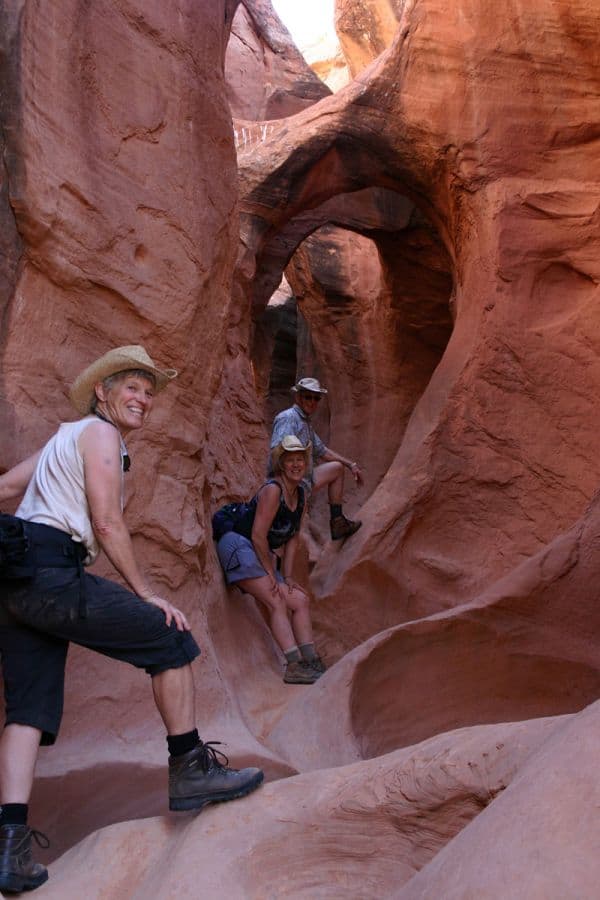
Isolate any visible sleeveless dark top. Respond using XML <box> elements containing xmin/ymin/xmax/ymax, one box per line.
<box><xmin>233</xmin><ymin>479</ymin><xmax>304</xmax><ymax>550</ymax></box>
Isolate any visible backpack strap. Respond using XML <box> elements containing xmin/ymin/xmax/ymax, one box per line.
<box><xmin>256</xmin><ymin>479</ymin><xmax>283</xmax><ymax>501</ymax></box>
<box><xmin>297</xmin><ymin>484</ymin><xmax>305</xmax><ymax>517</ymax></box>
<box><xmin>257</xmin><ymin>480</ymin><xmax>303</xmax><ymax>515</ymax></box>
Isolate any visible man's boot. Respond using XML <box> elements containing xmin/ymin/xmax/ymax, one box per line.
<box><xmin>169</xmin><ymin>740</ymin><xmax>264</xmax><ymax>811</ymax></box>
<box><xmin>0</xmin><ymin>825</ymin><xmax>49</xmax><ymax>893</ymax></box>
<box><xmin>330</xmin><ymin>514</ymin><xmax>362</xmax><ymax>541</ymax></box>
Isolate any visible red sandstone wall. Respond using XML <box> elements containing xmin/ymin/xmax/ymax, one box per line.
<box><xmin>226</xmin><ymin>0</ymin><xmax>330</xmax><ymax>120</ymax></box>
<box><xmin>0</xmin><ymin>0</ymin><xmax>261</xmax><ymax>846</ymax></box>
<box><xmin>336</xmin><ymin>0</ymin><xmax>403</xmax><ymax>75</ymax></box>
<box><xmin>1</xmin><ymin>0</ymin><xmax>599</xmax><ymax>894</ymax></box>
<box><xmin>236</xmin><ymin>0</ymin><xmax>600</xmax><ymax>621</ymax></box>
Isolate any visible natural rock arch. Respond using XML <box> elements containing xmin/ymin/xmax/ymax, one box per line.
<box><xmin>250</xmin><ymin>189</ymin><xmax>454</xmax><ymax>515</ymax></box>
<box><xmin>232</xmin><ymin>0</ymin><xmax>600</xmax><ymax>629</ymax></box>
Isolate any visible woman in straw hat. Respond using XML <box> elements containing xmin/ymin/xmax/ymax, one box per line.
<box><xmin>215</xmin><ymin>434</ymin><xmax>325</xmax><ymax>685</ymax></box>
<box><xmin>0</xmin><ymin>345</ymin><xmax>263</xmax><ymax>894</ymax></box>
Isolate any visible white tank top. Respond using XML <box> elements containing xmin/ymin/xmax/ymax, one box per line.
<box><xmin>17</xmin><ymin>416</ymin><xmax>124</xmax><ymax>564</ymax></box>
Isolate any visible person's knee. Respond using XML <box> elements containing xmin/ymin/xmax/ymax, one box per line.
<box><xmin>254</xmin><ymin>589</ymin><xmax>285</xmax><ymax>615</ymax></box>
<box><xmin>271</xmin><ymin>594</ymin><xmax>288</xmax><ymax>615</ymax></box>
<box><xmin>156</xmin><ymin>661</ymin><xmax>194</xmax><ymax>674</ymax></box>
<box><xmin>151</xmin><ymin>660</ymin><xmax>194</xmax><ymax>680</ymax></box>
<box><xmin>327</xmin><ymin>461</ymin><xmax>344</xmax><ymax>482</ymax></box>
<box><xmin>289</xmin><ymin>588</ymin><xmax>310</xmax><ymax>612</ymax></box>
<box><xmin>314</xmin><ymin>461</ymin><xmax>343</xmax><ymax>489</ymax></box>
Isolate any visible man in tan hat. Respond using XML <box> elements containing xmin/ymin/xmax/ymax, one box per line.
<box><xmin>270</xmin><ymin>377</ymin><xmax>363</xmax><ymax>540</ymax></box>
<box><xmin>0</xmin><ymin>345</ymin><xmax>263</xmax><ymax>893</ymax></box>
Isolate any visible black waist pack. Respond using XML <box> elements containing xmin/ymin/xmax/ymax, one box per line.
<box><xmin>0</xmin><ymin>516</ymin><xmax>87</xmax><ymax>586</ymax></box>
<box><xmin>0</xmin><ymin>514</ymin><xmax>35</xmax><ymax>579</ymax></box>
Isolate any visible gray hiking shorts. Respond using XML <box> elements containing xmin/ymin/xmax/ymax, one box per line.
<box><xmin>217</xmin><ymin>532</ymin><xmax>284</xmax><ymax>585</ymax></box>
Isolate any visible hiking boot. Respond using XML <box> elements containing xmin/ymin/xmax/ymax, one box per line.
<box><xmin>330</xmin><ymin>514</ymin><xmax>362</xmax><ymax>541</ymax></box>
<box><xmin>308</xmin><ymin>656</ymin><xmax>327</xmax><ymax>677</ymax></box>
<box><xmin>284</xmin><ymin>660</ymin><xmax>319</xmax><ymax>684</ymax></box>
<box><xmin>0</xmin><ymin>824</ymin><xmax>49</xmax><ymax>894</ymax></box>
<box><xmin>168</xmin><ymin>740</ymin><xmax>264</xmax><ymax>812</ymax></box>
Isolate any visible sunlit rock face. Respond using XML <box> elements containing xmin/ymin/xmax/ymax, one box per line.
<box><xmin>225</xmin><ymin>0</ymin><xmax>330</xmax><ymax>121</ymax></box>
<box><xmin>336</xmin><ymin>0</ymin><xmax>404</xmax><ymax>76</ymax></box>
<box><xmin>305</xmin><ymin>37</ymin><xmax>351</xmax><ymax>93</ymax></box>
<box><xmin>1</xmin><ymin>0</ymin><xmax>600</xmax><ymax>896</ymax></box>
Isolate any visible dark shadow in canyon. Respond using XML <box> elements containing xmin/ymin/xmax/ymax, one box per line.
<box><xmin>250</xmin><ymin>187</ymin><xmax>454</xmax><ymax>514</ymax></box>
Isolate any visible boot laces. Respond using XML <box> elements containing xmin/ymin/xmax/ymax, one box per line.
<box><xmin>30</xmin><ymin>829</ymin><xmax>50</xmax><ymax>850</ymax></box>
<box><xmin>195</xmin><ymin>741</ymin><xmax>230</xmax><ymax>772</ymax></box>
<box><xmin>0</xmin><ymin>827</ymin><xmax>50</xmax><ymax>851</ymax></box>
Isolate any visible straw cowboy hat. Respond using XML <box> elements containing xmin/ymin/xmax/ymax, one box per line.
<box><xmin>271</xmin><ymin>434</ymin><xmax>312</xmax><ymax>472</ymax></box>
<box><xmin>69</xmin><ymin>345</ymin><xmax>177</xmax><ymax>415</ymax></box>
<box><xmin>291</xmin><ymin>377</ymin><xmax>328</xmax><ymax>395</ymax></box>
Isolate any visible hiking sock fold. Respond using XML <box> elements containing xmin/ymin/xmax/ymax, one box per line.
<box><xmin>0</xmin><ymin>803</ymin><xmax>28</xmax><ymax>826</ymax></box>
<box><xmin>167</xmin><ymin>728</ymin><xmax>200</xmax><ymax>758</ymax></box>
<box><xmin>284</xmin><ymin>647</ymin><xmax>301</xmax><ymax>663</ymax></box>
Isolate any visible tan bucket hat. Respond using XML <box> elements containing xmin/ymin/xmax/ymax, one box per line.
<box><xmin>271</xmin><ymin>434</ymin><xmax>312</xmax><ymax>472</ymax></box>
<box><xmin>291</xmin><ymin>377</ymin><xmax>328</xmax><ymax>395</ymax></box>
<box><xmin>69</xmin><ymin>345</ymin><xmax>177</xmax><ymax>415</ymax></box>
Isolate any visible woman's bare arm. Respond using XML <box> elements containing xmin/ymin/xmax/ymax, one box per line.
<box><xmin>80</xmin><ymin>421</ymin><xmax>189</xmax><ymax>631</ymax></box>
<box><xmin>0</xmin><ymin>451</ymin><xmax>42</xmax><ymax>505</ymax></box>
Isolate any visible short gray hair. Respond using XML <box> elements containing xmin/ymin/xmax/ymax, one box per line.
<box><xmin>91</xmin><ymin>368</ymin><xmax>157</xmax><ymax>412</ymax></box>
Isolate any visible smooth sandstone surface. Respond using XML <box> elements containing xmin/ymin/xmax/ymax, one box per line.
<box><xmin>397</xmin><ymin>702</ymin><xmax>600</xmax><ymax>900</ymax></box>
<box><xmin>0</xmin><ymin>0</ymin><xmax>599</xmax><ymax>896</ymax></box>
<box><xmin>31</xmin><ymin>716</ymin><xmax>569</xmax><ymax>897</ymax></box>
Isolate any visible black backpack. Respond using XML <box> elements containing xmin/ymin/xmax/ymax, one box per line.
<box><xmin>211</xmin><ymin>481</ymin><xmax>302</xmax><ymax>547</ymax></box>
<box><xmin>211</xmin><ymin>501</ymin><xmax>250</xmax><ymax>542</ymax></box>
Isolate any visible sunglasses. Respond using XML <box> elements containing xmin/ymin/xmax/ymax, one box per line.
<box><xmin>300</xmin><ymin>393</ymin><xmax>322</xmax><ymax>403</ymax></box>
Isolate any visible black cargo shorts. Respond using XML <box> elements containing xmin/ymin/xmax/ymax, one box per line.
<box><xmin>0</xmin><ymin>561</ymin><xmax>200</xmax><ymax>745</ymax></box>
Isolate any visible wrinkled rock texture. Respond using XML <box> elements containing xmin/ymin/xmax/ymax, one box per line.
<box><xmin>226</xmin><ymin>0</ymin><xmax>330</xmax><ymax>120</ymax></box>
<box><xmin>1</xmin><ymin>0</ymin><xmax>600</xmax><ymax>897</ymax></box>
<box><xmin>336</xmin><ymin>0</ymin><xmax>403</xmax><ymax>77</ymax></box>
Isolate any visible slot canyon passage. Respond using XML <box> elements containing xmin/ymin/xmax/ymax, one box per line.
<box><xmin>0</xmin><ymin>0</ymin><xmax>599</xmax><ymax>896</ymax></box>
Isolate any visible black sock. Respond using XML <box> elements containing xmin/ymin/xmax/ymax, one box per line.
<box><xmin>0</xmin><ymin>803</ymin><xmax>28</xmax><ymax>827</ymax></box>
<box><xmin>330</xmin><ymin>504</ymin><xmax>342</xmax><ymax>519</ymax></box>
<box><xmin>167</xmin><ymin>728</ymin><xmax>200</xmax><ymax>758</ymax></box>
<box><xmin>284</xmin><ymin>647</ymin><xmax>301</xmax><ymax>663</ymax></box>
